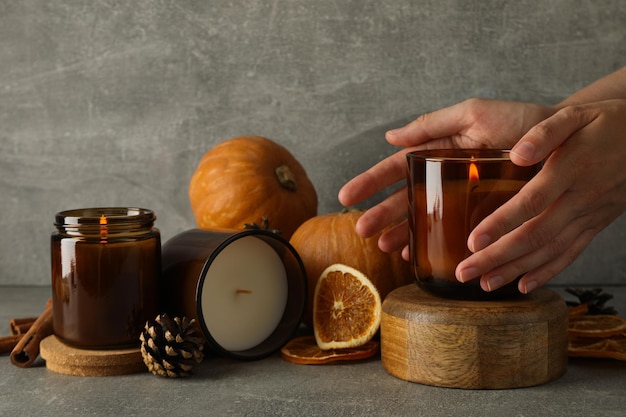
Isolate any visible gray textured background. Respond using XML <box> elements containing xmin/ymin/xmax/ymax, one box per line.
<box><xmin>1</xmin><ymin>0</ymin><xmax>624</xmax><ymax>286</ymax></box>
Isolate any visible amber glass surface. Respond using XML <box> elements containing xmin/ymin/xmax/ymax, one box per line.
<box><xmin>51</xmin><ymin>207</ymin><xmax>160</xmax><ymax>349</ymax></box>
<box><xmin>406</xmin><ymin>150</ymin><xmax>541</xmax><ymax>300</ymax></box>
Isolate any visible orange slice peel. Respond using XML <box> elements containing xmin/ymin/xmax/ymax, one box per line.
<box><xmin>567</xmin><ymin>303</ymin><xmax>589</xmax><ymax>318</ymax></box>
<box><xmin>280</xmin><ymin>335</ymin><xmax>379</xmax><ymax>365</ymax></box>
<box><xmin>568</xmin><ymin>314</ymin><xmax>626</xmax><ymax>338</ymax></box>
<box><xmin>568</xmin><ymin>333</ymin><xmax>626</xmax><ymax>360</ymax></box>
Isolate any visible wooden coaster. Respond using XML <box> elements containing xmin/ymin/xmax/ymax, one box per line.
<box><xmin>381</xmin><ymin>285</ymin><xmax>568</xmax><ymax>389</ymax></box>
<box><xmin>40</xmin><ymin>335</ymin><xmax>146</xmax><ymax>376</ymax></box>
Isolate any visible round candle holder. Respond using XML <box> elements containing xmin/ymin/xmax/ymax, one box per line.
<box><xmin>381</xmin><ymin>284</ymin><xmax>568</xmax><ymax>389</ymax></box>
<box><xmin>160</xmin><ymin>228</ymin><xmax>307</xmax><ymax>360</ymax></box>
<box><xmin>406</xmin><ymin>149</ymin><xmax>541</xmax><ymax>300</ymax></box>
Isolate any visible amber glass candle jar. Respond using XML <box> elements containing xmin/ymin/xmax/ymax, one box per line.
<box><xmin>160</xmin><ymin>228</ymin><xmax>307</xmax><ymax>360</ymax></box>
<box><xmin>406</xmin><ymin>150</ymin><xmax>541</xmax><ymax>300</ymax></box>
<box><xmin>51</xmin><ymin>207</ymin><xmax>160</xmax><ymax>349</ymax></box>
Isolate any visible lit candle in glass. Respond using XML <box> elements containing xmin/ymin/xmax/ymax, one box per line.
<box><xmin>406</xmin><ymin>150</ymin><xmax>541</xmax><ymax>300</ymax></box>
<box><xmin>160</xmin><ymin>228</ymin><xmax>306</xmax><ymax>360</ymax></box>
<box><xmin>51</xmin><ymin>207</ymin><xmax>160</xmax><ymax>349</ymax></box>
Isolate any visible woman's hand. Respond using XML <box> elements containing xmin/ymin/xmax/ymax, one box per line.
<box><xmin>338</xmin><ymin>98</ymin><xmax>554</xmax><ymax>254</ymax></box>
<box><xmin>457</xmin><ymin>99</ymin><xmax>626</xmax><ymax>293</ymax></box>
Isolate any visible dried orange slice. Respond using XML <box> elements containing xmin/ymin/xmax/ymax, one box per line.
<box><xmin>567</xmin><ymin>304</ymin><xmax>589</xmax><ymax>318</ymax></box>
<box><xmin>568</xmin><ymin>333</ymin><xmax>626</xmax><ymax>360</ymax></box>
<box><xmin>280</xmin><ymin>335</ymin><xmax>379</xmax><ymax>365</ymax></box>
<box><xmin>313</xmin><ymin>264</ymin><xmax>381</xmax><ymax>350</ymax></box>
<box><xmin>568</xmin><ymin>314</ymin><xmax>626</xmax><ymax>338</ymax></box>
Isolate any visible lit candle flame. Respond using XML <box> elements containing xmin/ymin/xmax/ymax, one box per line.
<box><xmin>469</xmin><ymin>162</ymin><xmax>479</xmax><ymax>183</ymax></box>
<box><xmin>99</xmin><ymin>214</ymin><xmax>108</xmax><ymax>242</ymax></box>
<box><xmin>465</xmin><ymin>162</ymin><xmax>481</xmax><ymax>237</ymax></box>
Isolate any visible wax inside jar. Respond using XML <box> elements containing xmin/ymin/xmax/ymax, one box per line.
<box><xmin>200</xmin><ymin>236</ymin><xmax>288</xmax><ymax>352</ymax></box>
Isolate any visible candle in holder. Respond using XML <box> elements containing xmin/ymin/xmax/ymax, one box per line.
<box><xmin>160</xmin><ymin>228</ymin><xmax>307</xmax><ymax>360</ymax></box>
<box><xmin>406</xmin><ymin>150</ymin><xmax>541</xmax><ymax>300</ymax></box>
<box><xmin>51</xmin><ymin>207</ymin><xmax>160</xmax><ymax>349</ymax></box>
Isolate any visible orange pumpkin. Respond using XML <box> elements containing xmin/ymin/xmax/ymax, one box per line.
<box><xmin>289</xmin><ymin>209</ymin><xmax>414</xmax><ymax>327</ymax></box>
<box><xmin>189</xmin><ymin>136</ymin><xmax>318</xmax><ymax>239</ymax></box>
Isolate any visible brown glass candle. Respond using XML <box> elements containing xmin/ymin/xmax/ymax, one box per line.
<box><xmin>51</xmin><ymin>208</ymin><xmax>160</xmax><ymax>349</ymax></box>
<box><xmin>160</xmin><ymin>228</ymin><xmax>307</xmax><ymax>360</ymax></box>
<box><xmin>406</xmin><ymin>150</ymin><xmax>541</xmax><ymax>300</ymax></box>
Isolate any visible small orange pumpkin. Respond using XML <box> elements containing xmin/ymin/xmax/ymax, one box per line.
<box><xmin>189</xmin><ymin>136</ymin><xmax>318</xmax><ymax>239</ymax></box>
<box><xmin>289</xmin><ymin>209</ymin><xmax>414</xmax><ymax>327</ymax></box>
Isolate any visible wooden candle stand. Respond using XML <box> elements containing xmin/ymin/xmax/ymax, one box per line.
<box><xmin>381</xmin><ymin>285</ymin><xmax>568</xmax><ymax>389</ymax></box>
<box><xmin>40</xmin><ymin>335</ymin><xmax>145</xmax><ymax>376</ymax></box>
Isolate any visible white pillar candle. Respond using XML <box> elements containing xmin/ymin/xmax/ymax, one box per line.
<box><xmin>200</xmin><ymin>236</ymin><xmax>288</xmax><ymax>352</ymax></box>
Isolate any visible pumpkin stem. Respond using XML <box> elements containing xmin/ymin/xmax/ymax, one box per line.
<box><xmin>275</xmin><ymin>165</ymin><xmax>297</xmax><ymax>191</ymax></box>
<box><xmin>244</xmin><ymin>216</ymin><xmax>282</xmax><ymax>235</ymax></box>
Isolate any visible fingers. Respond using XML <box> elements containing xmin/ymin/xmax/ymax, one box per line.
<box><xmin>338</xmin><ymin>105</ymin><xmax>469</xmax><ymax>209</ymax></box>
<box><xmin>386</xmin><ymin>98</ymin><xmax>487</xmax><ymax>147</ymax></box>
<box><xmin>458</xmin><ymin>138</ymin><xmax>581</xmax><ymax>289</ymax></box>
<box><xmin>354</xmin><ymin>186</ymin><xmax>408</xmax><ymax>238</ymax></box>
<box><xmin>386</xmin><ymin>110</ymin><xmax>458</xmax><ymax>147</ymax></box>
<box><xmin>401</xmin><ymin>245</ymin><xmax>410</xmax><ymax>262</ymax></box>
<box><xmin>376</xmin><ymin>219</ymin><xmax>409</xmax><ymax>253</ymax></box>
<box><xmin>476</xmin><ymin>213</ymin><xmax>606</xmax><ymax>294</ymax></box>
<box><xmin>456</xmin><ymin>193</ymin><xmax>575</xmax><ymax>284</ymax></box>
<box><xmin>467</xmin><ymin>210</ymin><xmax>590</xmax><ymax>292</ymax></box>
<box><xmin>338</xmin><ymin>148</ymin><xmax>410</xmax><ymax>207</ymax></box>
<box><xmin>458</xmin><ymin>152</ymin><xmax>580</xmax><ymax>283</ymax></box>
<box><xmin>516</xmin><ymin>227</ymin><xmax>598</xmax><ymax>294</ymax></box>
<box><xmin>466</xmin><ymin>156</ymin><xmax>575</xmax><ymax>254</ymax></box>
<box><xmin>511</xmin><ymin>105</ymin><xmax>596</xmax><ymax>166</ymax></box>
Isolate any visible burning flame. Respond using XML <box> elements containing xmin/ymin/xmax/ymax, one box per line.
<box><xmin>99</xmin><ymin>214</ymin><xmax>108</xmax><ymax>242</ymax></box>
<box><xmin>469</xmin><ymin>162</ymin><xmax>479</xmax><ymax>183</ymax></box>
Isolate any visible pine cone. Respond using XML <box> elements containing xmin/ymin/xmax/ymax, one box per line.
<box><xmin>140</xmin><ymin>314</ymin><xmax>205</xmax><ymax>378</ymax></box>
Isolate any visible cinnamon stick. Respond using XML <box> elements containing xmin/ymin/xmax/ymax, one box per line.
<box><xmin>9</xmin><ymin>317</ymin><xmax>37</xmax><ymax>335</ymax></box>
<box><xmin>0</xmin><ymin>334</ymin><xmax>23</xmax><ymax>355</ymax></box>
<box><xmin>10</xmin><ymin>299</ymin><xmax>54</xmax><ymax>368</ymax></box>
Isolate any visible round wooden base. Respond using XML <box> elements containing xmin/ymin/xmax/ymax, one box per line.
<box><xmin>40</xmin><ymin>335</ymin><xmax>146</xmax><ymax>376</ymax></box>
<box><xmin>381</xmin><ymin>285</ymin><xmax>568</xmax><ymax>389</ymax></box>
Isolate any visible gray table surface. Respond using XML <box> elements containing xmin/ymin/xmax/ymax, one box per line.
<box><xmin>1</xmin><ymin>285</ymin><xmax>625</xmax><ymax>417</ymax></box>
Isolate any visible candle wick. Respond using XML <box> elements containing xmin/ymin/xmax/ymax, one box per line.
<box><xmin>236</xmin><ymin>289</ymin><xmax>253</xmax><ymax>295</ymax></box>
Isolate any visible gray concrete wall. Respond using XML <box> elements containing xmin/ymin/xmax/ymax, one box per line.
<box><xmin>1</xmin><ymin>0</ymin><xmax>625</xmax><ymax>286</ymax></box>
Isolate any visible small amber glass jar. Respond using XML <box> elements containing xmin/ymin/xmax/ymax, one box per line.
<box><xmin>51</xmin><ymin>207</ymin><xmax>160</xmax><ymax>349</ymax></box>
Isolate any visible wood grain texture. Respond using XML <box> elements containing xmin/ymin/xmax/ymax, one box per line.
<box><xmin>381</xmin><ymin>285</ymin><xmax>568</xmax><ymax>389</ymax></box>
<box><xmin>40</xmin><ymin>335</ymin><xmax>146</xmax><ymax>376</ymax></box>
